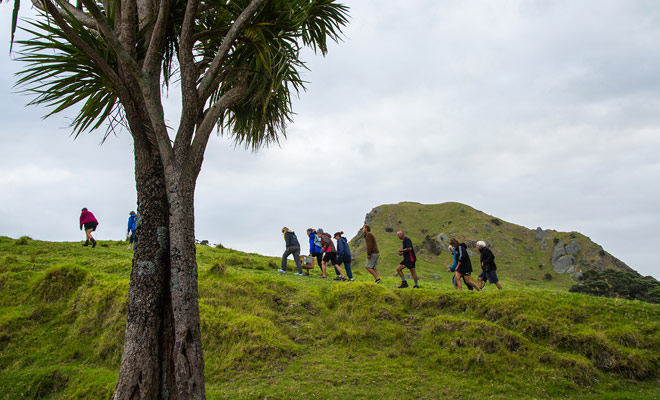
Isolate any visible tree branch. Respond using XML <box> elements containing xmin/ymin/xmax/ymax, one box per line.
<box><xmin>79</xmin><ymin>0</ymin><xmax>141</xmax><ymax>80</ymax></box>
<box><xmin>119</xmin><ymin>0</ymin><xmax>137</xmax><ymax>60</ymax></box>
<box><xmin>142</xmin><ymin>0</ymin><xmax>170</xmax><ymax>74</ymax></box>
<box><xmin>173</xmin><ymin>0</ymin><xmax>201</xmax><ymax>160</ymax></box>
<box><xmin>197</xmin><ymin>0</ymin><xmax>267</xmax><ymax>103</ymax></box>
<box><xmin>188</xmin><ymin>84</ymin><xmax>247</xmax><ymax>176</ymax></box>
<box><xmin>31</xmin><ymin>0</ymin><xmax>96</xmax><ymax>30</ymax></box>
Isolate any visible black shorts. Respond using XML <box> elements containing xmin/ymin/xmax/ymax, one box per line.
<box><xmin>400</xmin><ymin>259</ymin><xmax>416</xmax><ymax>269</ymax></box>
<box><xmin>479</xmin><ymin>270</ymin><xmax>499</xmax><ymax>284</ymax></box>
<box><xmin>323</xmin><ymin>252</ymin><xmax>338</xmax><ymax>265</ymax></box>
<box><xmin>84</xmin><ymin>222</ymin><xmax>98</xmax><ymax>231</ymax></box>
<box><xmin>456</xmin><ymin>264</ymin><xmax>472</xmax><ymax>275</ymax></box>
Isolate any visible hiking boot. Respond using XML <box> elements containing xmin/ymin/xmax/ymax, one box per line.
<box><xmin>294</xmin><ymin>272</ymin><xmax>303</xmax><ymax>276</ymax></box>
<box><xmin>349</xmin><ymin>278</ymin><xmax>354</xmax><ymax>282</ymax></box>
<box><xmin>303</xmin><ymin>273</ymin><xmax>310</xmax><ymax>276</ymax></box>
<box><xmin>413</xmin><ymin>284</ymin><xmax>420</xmax><ymax>289</ymax></box>
<box><xmin>333</xmin><ymin>276</ymin><xmax>343</xmax><ymax>281</ymax></box>
<box><xmin>374</xmin><ymin>278</ymin><xmax>381</xmax><ymax>284</ymax></box>
<box><xmin>91</xmin><ymin>239</ymin><xmax>97</xmax><ymax>248</ymax></box>
<box><xmin>82</xmin><ymin>241</ymin><xmax>89</xmax><ymax>247</ymax></box>
<box><xmin>277</xmin><ymin>269</ymin><xmax>287</xmax><ymax>274</ymax></box>
<box><xmin>397</xmin><ymin>281</ymin><xmax>409</xmax><ymax>289</ymax></box>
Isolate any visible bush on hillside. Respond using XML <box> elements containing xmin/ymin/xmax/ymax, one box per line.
<box><xmin>15</xmin><ymin>236</ymin><xmax>33</xmax><ymax>245</ymax></box>
<box><xmin>569</xmin><ymin>269</ymin><xmax>660</xmax><ymax>304</ymax></box>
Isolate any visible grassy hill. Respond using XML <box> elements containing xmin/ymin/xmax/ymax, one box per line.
<box><xmin>1</xmin><ymin>236</ymin><xmax>659</xmax><ymax>399</ymax></box>
<box><xmin>349</xmin><ymin>202</ymin><xmax>632</xmax><ymax>290</ymax></box>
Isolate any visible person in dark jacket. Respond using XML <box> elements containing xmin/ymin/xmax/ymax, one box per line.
<box><xmin>280</xmin><ymin>227</ymin><xmax>303</xmax><ymax>275</ymax></box>
<box><xmin>449</xmin><ymin>238</ymin><xmax>481</xmax><ymax>291</ymax></box>
<box><xmin>396</xmin><ymin>230</ymin><xmax>419</xmax><ymax>288</ymax></box>
<box><xmin>79</xmin><ymin>207</ymin><xmax>99</xmax><ymax>248</ymax></box>
<box><xmin>447</xmin><ymin>245</ymin><xmax>473</xmax><ymax>291</ymax></box>
<box><xmin>318</xmin><ymin>229</ymin><xmax>346</xmax><ymax>280</ymax></box>
<box><xmin>307</xmin><ymin>228</ymin><xmax>323</xmax><ymax>274</ymax></box>
<box><xmin>477</xmin><ymin>240</ymin><xmax>503</xmax><ymax>290</ymax></box>
<box><xmin>335</xmin><ymin>232</ymin><xmax>353</xmax><ymax>281</ymax></box>
<box><xmin>127</xmin><ymin>211</ymin><xmax>137</xmax><ymax>250</ymax></box>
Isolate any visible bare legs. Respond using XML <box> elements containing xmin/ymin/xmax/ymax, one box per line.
<box><xmin>455</xmin><ymin>272</ymin><xmax>481</xmax><ymax>291</ymax></box>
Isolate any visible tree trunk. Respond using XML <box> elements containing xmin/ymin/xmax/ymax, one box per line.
<box><xmin>167</xmin><ymin>175</ymin><xmax>206</xmax><ymax>400</ymax></box>
<box><xmin>113</xmin><ymin>137</ymin><xmax>176</xmax><ymax>400</ymax></box>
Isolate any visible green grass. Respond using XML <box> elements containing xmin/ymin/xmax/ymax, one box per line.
<box><xmin>1</xmin><ymin>236</ymin><xmax>659</xmax><ymax>399</ymax></box>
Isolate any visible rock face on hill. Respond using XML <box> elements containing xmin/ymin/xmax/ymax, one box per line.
<box><xmin>349</xmin><ymin>202</ymin><xmax>632</xmax><ymax>286</ymax></box>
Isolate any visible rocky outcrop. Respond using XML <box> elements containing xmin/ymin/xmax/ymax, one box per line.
<box><xmin>552</xmin><ymin>240</ymin><xmax>581</xmax><ymax>274</ymax></box>
<box><xmin>566</xmin><ymin>240</ymin><xmax>581</xmax><ymax>255</ymax></box>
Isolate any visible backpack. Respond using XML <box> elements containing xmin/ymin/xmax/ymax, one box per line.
<box><xmin>313</xmin><ymin>234</ymin><xmax>322</xmax><ymax>249</ymax></box>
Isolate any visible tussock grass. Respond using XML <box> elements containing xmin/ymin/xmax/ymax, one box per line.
<box><xmin>0</xmin><ymin>236</ymin><xmax>659</xmax><ymax>399</ymax></box>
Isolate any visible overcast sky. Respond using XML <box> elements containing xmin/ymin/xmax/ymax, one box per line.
<box><xmin>1</xmin><ymin>1</ymin><xmax>659</xmax><ymax>279</ymax></box>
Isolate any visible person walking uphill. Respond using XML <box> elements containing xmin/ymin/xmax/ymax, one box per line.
<box><xmin>449</xmin><ymin>238</ymin><xmax>481</xmax><ymax>291</ymax></box>
<box><xmin>280</xmin><ymin>227</ymin><xmax>304</xmax><ymax>276</ymax></box>
<box><xmin>477</xmin><ymin>241</ymin><xmax>503</xmax><ymax>290</ymax></box>
<box><xmin>127</xmin><ymin>211</ymin><xmax>137</xmax><ymax>250</ymax></box>
<box><xmin>307</xmin><ymin>228</ymin><xmax>323</xmax><ymax>274</ymax></box>
<box><xmin>448</xmin><ymin>245</ymin><xmax>473</xmax><ymax>291</ymax></box>
<box><xmin>79</xmin><ymin>208</ymin><xmax>99</xmax><ymax>247</ymax></box>
<box><xmin>396</xmin><ymin>230</ymin><xmax>419</xmax><ymax>288</ymax></box>
<box><xmin>318</xmin><ymin>229</ymin><xmax>347</xmax><ymax>281</ymax></box>
<box><xmin>363</xmin><ymin>224</ymin><xmax>381</xmax><ymax>283</ymax></box>
<box><xmin>335</xmin><ymin>232</ymin><xmax>353</xmax><ymax>281</ymax></box>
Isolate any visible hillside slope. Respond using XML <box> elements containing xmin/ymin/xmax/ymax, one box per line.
<box><xmin>1</xmin><ymin>236</ymin><xmax>659</xmax><ymax>399</ymax></box>
<box><xmin>349</xmin><ymin>202</ymin><xmax>631</xmax><ymax>290</ymax></box>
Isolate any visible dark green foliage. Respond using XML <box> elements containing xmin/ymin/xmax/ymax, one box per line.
<box><xmin>15</xmin><ymin>236</ymin><xmax>32</xmax><ymax>245</ymax></box>
<box><xmin>544</xmin><ymin>272</ymin><xmax>552</xmax><ymax>280</ymax></box>
<box><xmin>570</xmin><ymin>269</ymin><xmax>660</xmax><ymax>304</ymax></box>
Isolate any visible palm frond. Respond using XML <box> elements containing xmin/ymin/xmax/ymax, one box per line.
<box><xmin>202</xmin><ymin>0</ymin><xmax>349</xmax><ymax>150</ymax></box>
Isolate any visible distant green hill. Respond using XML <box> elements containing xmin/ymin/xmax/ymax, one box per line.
<box><xmin>1</xmin><ymin>236</ymin><xmax>659</xmax><ymax>399</ymax></box>
<box><xmin>349</xmin><ymin>202</ymin><xmax>632</xmax><ymax>290</ymax></box>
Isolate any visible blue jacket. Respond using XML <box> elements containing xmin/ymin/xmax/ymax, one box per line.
<box><xmin>127</xmin><ymin>214</ymin><xmax>137</xmax><ymax>233</ymax></box>
<box><xmin>337</xmin><ymin>237</ymin><xmax>351</xmax><ymax>262</ymax></box>
<box><xmin>309</xmin><ymin>231</ymin><xmax>323</xmax><ymax>254</ymax></box>
<box><xmin>449</xmin><ymin>250</ymin><xmax>458</xmax><ymax>272</ymax></box>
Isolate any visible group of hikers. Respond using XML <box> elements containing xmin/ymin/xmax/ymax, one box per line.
<box><xmin>81</xmin><ymin>208</ymin><xmax>502</xmax><ymax>291</ymax></box>
<box><xmin>282</xmin><ymin>225</ymin><xmax>503</xmax><ymax>290</ymax></box>
<box><xmin>78</xmin><ymin>208</ymin><xmax>138</xmax><ymax>250</ymax></box>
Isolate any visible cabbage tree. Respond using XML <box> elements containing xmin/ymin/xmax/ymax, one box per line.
<box><xmin>13</xmin><ymin>1</ymin><xmax>348</xmax><ymax>398</ymax></box>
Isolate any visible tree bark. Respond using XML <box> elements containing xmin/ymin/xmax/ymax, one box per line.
<box><xmin>113</xmin><ymin>136</ymin><xmax>176</xmax><ymax>400</ymax></box>
<box><xmin>166</xmin><ymin>173</ymin><xmax>206</xmax><ymax>400</ymax></box>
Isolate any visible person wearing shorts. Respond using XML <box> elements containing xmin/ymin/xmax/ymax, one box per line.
<box><xmin>477</xmin><ymin>240</ymin><xmax>503</xmax><ymax>290</ymax></box>
<box><xmin>79</xmin><ymin>208</ymin><xmax>99</xmax><ymax>248</ymax></box>
<box><xmin>363</xmin><ymin>224</ymin><xmax>381</xmax><ymax>283</ymax></box>
<box><xmin>319</xmin><ymin>229</ymin><xmax>346</xmax><ymax>281</ymax></box>
<box><xmin>448</xmin><ymin>245</ymin><xmax>473</xmax><ymax>291</ymax></box>
<box><xmin>396</xmin><ymin>230</ymin><xmax>419</xmax><ymax>288</ymax></box>
<box><xmin>450</xmin><ymin>238</ymin><xmax>481</xmax><ymax>291</ymax></box>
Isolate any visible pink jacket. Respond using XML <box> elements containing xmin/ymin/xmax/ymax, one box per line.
<box><xmin>79</xmin><ymin>210</ymin><xmax>98</xmax><ymax>229</ymax></box>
